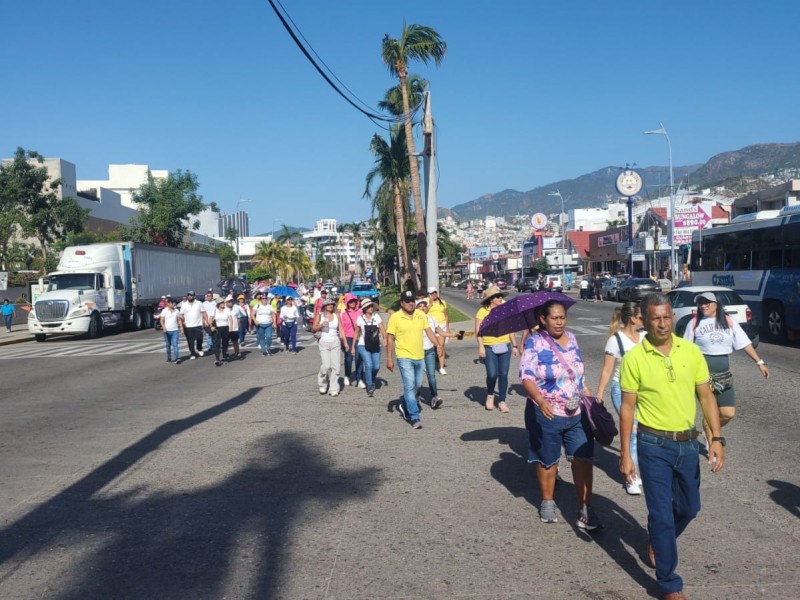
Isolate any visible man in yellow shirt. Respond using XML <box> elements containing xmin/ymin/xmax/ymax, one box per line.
<box><xmin>620</xmin><ymin>293</ymin><xmax>724</xmax><ymax>600</ymax></box>
<box><xmin>386</xmin><ymin>290</ymin><xmax>441</xmax><ymax>430</ymax></box>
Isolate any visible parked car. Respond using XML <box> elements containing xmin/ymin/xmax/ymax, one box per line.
<box><xmin>516</xmin><ymin>277</ymin><xmax>538</xmax><ymax>292</ymax></box>
<box><xmin>349</xmin><ymin>280</ymin><xmax>380</xmax><ymax>303</ymax></box>
<box><xmin>545</xmin><ymin>274</ymin><xmax>562</xmax><ymax>292</ymax></box>
<box><xmin>600</xmin><ymin>276</ymin><xmax>624</xmax><ymax>301</ymax></box>
<box><xmin>667</xmin><ymin>285</ymin><xmax>759</xmax><ymax>346</ymax></box>
<box><xmin>617</xmin><ymin>277</ymin><xmax>661</xmax><ymax>302</ymax></box>
<box><xmin>657</xmin><ymin>278</ymin><xmax>674</xmax><ymax>292</ymax></box>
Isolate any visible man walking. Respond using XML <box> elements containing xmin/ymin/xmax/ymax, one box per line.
<box><xmin>201</xmin><ymin>289</ymin><xmax>217</xmax><ymax>354</ymax></box>
<box><xmin>386</xmin><ymin>290</ymin><xmax>441</xmax><ymax>430</ymax></box>
<box><xmin>179</xmin><ymin>290</ymin><xmax>204</xmax><ymax>359</ymax></box>
<box><xmin>160</xmin><ymin>297</ymin><xmax>182</xmax><ymax>364</ymax></box>
<box><xmin>619</xmin><ymin>293</ymin><xmax>725</xmax><ymax>600</ymax></box>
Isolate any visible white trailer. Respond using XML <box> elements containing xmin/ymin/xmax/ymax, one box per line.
<box><xmin>28</xmin><ymin>242</ymin><xmax>220</xmax><ymax>341</ymax></box>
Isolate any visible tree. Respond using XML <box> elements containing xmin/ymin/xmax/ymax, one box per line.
<box><xmin>364</xmin><ymin>126</ymin><xmax>415</xmax><ymax>286</ymax></box>
<box><xmin>382</xmin><ymin>24</ymin><xmax>446</xmax><ymax>286</ymax></box>
<box><xmin>123</xmin><ymin>169</ymin><xmax>212</xmax><ymax>247</ymax></box>
<box><xmin>0</xmin><ymin>148</ymin><xmax>90</xmax><ymax>270</ymax></box>
<box><xmin>217</xmin><ymin>243</ymin><xmax>237</xmax><ymax>277</ymax></box>
<box><xmin>436</xmin><ymin>224</ymin><xmax>465</xmax><ymax>266</ymax></box>
<box><xmin>251</xmin><ymin>240</ymin><xmax>289</xmax><ymax>282</ymax></box>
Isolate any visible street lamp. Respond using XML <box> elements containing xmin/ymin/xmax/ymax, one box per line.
<box><xmin>234</xmin><ymin>197</ymin><xmax>250</xmax><ymax>276</ymax></box>
<box><xmin>643</xmin><ymin>123</ymin><xmax>676</xmax><ymax>282</ymax></box>
<box><xmin>548</xmin><ymin>190</ymin><xmax>568</xmax><ymax>288</ymax></box>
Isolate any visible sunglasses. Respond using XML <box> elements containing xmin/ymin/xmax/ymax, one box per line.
<box><xmin>663</xmin><ymin>356</ymin><xmax>676</xmax><ymax>383</ymax></box>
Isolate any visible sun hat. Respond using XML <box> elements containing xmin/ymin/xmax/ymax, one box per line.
<box><xmin>237</xmin><ymin>294</ymin><xmax>245</xmax><ymax>299</ymax></box>
<box><xmin>360</xmin><ymin>298</ymin><xmax>374</xmax><ymax>310</ymax></box>
<box><xmin>322</xmin><ymin>297</ymin><xmax>336</xmax><ymax>307</ymax></box>
<box><xmin>416</xmin><ymin>298</ymin><xmax>428</xmax><ymax>307</ymax></box>
<box><xmin>481</xmin><ymin>285</ymin><xmax>508</xmax><ymax>304</ymax></box>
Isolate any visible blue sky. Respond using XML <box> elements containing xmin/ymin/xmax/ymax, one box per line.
<box><xmin>2</xmin><ymin>1</ymin><xmax>798</xmax><ymax>234</ymax></box>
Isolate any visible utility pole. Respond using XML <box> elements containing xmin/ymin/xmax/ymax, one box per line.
<box><xmin>421</xmin><ymin>92</ymin><xmax>439</xmax><ymax>292</ymax></box>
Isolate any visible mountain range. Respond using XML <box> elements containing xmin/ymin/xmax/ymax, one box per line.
<box><xmin>443</xmin><ymin>141</ymin><xmax>800</xmax><ymax>220</ymax></box>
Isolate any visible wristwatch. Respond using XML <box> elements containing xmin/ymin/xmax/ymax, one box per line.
<box><xmin>711</xmin><ymin>436</ymin><xmax>726</xmax><ymax>447</ymax></box>
<box><xmin>756</xmin><ymin>359</ymin><xmax>765</xmax><ymax>366</ymax></box>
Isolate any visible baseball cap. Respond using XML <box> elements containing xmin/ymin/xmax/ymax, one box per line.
<box><xmin>695</xmin><ymin>292</ymin><xmax>717</xmax><ymax>303</ymax></box>
<box><xmin>400</xmin><ymin>291</ymin><xmax>415</xmax><ymax>303</ymax></box>
<box><xmin>416</xmin><ymin>298</ymin><xmax>428</xmax><ymax>307</ymax></box>
<box><xmin>161</xmin><ymin>295</ymin><xmax>166</xmax><ymax>299</ymax></box>
<box><xmin>322</xmin><ymin>297</ymin><xmax>336</xmax><ymax>307</ymax></box>
<box><xmin>428</xmin><ymin>287</ymin><xmax>437</xmax><ymax>294</ymax></box>
<box><xmin>187</xmin><ymin>290</ymin><xmax>195</xmax><ymax>296</ymax></box>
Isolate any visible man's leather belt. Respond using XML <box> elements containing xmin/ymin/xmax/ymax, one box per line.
<box><xmin>639</xmin><ymin>424</ymin><xmax>699</xmax><ymax>442</ymax></box>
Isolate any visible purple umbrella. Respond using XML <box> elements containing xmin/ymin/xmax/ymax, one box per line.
<box><xmin>478</xmin><ymin>291</ymin><xmax>577</xmax><ymax>338</ymax></box>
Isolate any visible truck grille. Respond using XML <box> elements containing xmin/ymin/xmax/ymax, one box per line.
<box><xmin>35</xmin><ymin>300</ymin><xmax>69</xmax><ymax>322</ymax></box>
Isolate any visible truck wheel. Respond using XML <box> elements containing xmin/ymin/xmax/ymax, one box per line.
<box><xmin>35</xmin><ymin>333</ymin><xmax>47</xmax><ymax>342</ymax></box>
<box><xmin>87</xmin><ymin>314</ymin><xmax>103</xmax><ymax>339</ymax></box>
<box><xmin>143</xmin><ymin>310</ymin><xmax>153</xmax><ymax>329</ymax></box>
<box><xmin>764</xmin><ymin>302</ymin><xmax>787</xmax><ymax>343</ymax></box>
<box><xmin>132</xmin><ymin>310</ymin><xmax>144</xmax><ymax>330</ymax></box>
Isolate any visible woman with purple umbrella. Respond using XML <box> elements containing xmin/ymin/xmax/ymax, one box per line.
<box><xmin>519</xmin><ymin>298</ymin><xmax>600</xmax><ymax>530</ymax></box>
<box><xmin>475</xmin><ymin>285</ymin><xmax>518</xmax><ymax>412</ymax></box>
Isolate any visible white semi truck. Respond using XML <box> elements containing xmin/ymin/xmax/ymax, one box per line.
<box><xmin>28</xmin><ymin>242</ymin><xmax>221</xmax><ymax>342</ymax></box>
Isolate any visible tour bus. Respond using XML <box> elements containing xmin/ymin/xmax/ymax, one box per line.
<box><xmin>690</xmin><ymin>206</ymin><xmax>800</xmax><ymax>342</ymax></box>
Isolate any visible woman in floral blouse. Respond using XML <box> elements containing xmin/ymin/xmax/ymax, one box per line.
<box><xmin>520</xmin><ymin>299</ymin><xmax>600</xmax><ymax>531</ymax></box>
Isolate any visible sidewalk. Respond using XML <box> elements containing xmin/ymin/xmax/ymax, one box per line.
<box><xmin>0</xmin><ymin>322</ymin><xmax>32</xmax><ymax>346</ymax></box>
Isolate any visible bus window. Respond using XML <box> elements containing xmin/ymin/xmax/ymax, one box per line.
<box><xmin>703</xmin><ymin>235</ymin><xmax>725</xmax><ymax>271</ymax></box>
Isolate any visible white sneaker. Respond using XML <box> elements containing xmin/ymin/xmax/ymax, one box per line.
<box><xmin>625</xmin><ymin>478</ymin><xmax>642</xmax><ymax>495</ymax></box>
<box><xmin>358</xmin><ymin>381</ymin><xmax>366</xmax><ymax>389</ymax></box>
<box><xmin>329</xmin><ymin>388</ymin><xmax>339</xmax><ymax>397</ymax></box>
<box><xmin>319</xmin><ymin>385</ymin><xmax>328</xmax><ymax>395</ymax></box>
<box><xmin>439</xmin><ymin>367</ymin><xmax>447</xmax><ymax>375</ymax></box>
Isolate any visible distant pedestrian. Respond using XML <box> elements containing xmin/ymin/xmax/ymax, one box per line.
<box><xmin>225</xmin><ymin>297</ymin><xmax>242</xmax><ymax>359</ymax></box>
<box><xmin>466</xmin><ymin>280</ymin><xmax>474</xmax><ymax>300</ymax></box>
<box><xmin>251</xmin><ymin>294</ymin><xmax>276</xmax><ymax>356</ymax></box>
<box><xmin>2</xmin><ymin>299</ymin><xmax>15</xmax><ymax>332</ymax></box>
<box><xmin>312</xmin><ymin>297</ymin><xmax>342</xmax><ymax>396</ymax></box>
<box><xmin>201</xmin><ymin>289</ymin><xmax>217</xmax><ymax>354</ymax></box>
<box><xmin>475</xmin><ymin>285</ymin><xmax>518</xmax><ymax>412</ymax></box>
<box><xmin>211</xmin><ymin>298</ymin><xmax>233</xmax><ymax>366</ymax></box>
<box><xmin>179</xmin><ymin>291</ymin><xmax>204</xmax><ymax>359</ymax></box>
<box><xmin>579</xmin><ymin>277</ymin><xmax>589</xmax><ymax>300</ymax></box>
<box><xmin>427</xmin><ymin>288</ymin><xmax>450</xmax><ymax>375</ymax></box>
<box><xmin>339</xmin><ymin>293</ymin><xmax>364</xmax><ymax>386</ymax></box>
<box><xmin>159</xmin><ymin>297</ymin><xmax>182</xmax><ymax>364</ymax></box>
<box><xmin>352</xmin><ymin>298</ymin><xmax>387</xmax><ymax>397</ymax></box>
<box><xmin>386</xmin><ymin>290</ymin><xmax>440</xmax><ymax>430</ymax></box>
<box><xmin>279</xmin><ymin>296</ymin><xmax>300</xmax><ymax>353</ymax></box>
<box><xmin>235</xmin><ymin>295</ymin><xmax>250</xmax><ymax>345</ymax></box>
<box><xmin>416</xmin><ymin>298</ymin><xmax>450</xmax><ymax>409</ymax></box>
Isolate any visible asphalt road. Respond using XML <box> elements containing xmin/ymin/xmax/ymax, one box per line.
<box><xmin>0</xmin><ymin>298</ymin><xmax>798</xmax><ymax>599</ymax></box>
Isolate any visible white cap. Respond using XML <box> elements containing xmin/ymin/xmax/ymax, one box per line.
<box><xmin>427</xmin><ymin>287</ymin><xmax>437</xmax><ymax>293</ymax></box>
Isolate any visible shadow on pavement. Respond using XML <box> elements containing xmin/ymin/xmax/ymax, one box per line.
<box><xmin>767</xmin><ymin>479</ymin><xmax>800</xmax><ymax>519</ymax></box>
<box><xmin>463</xmin><ymin>385</ymin><xmax>489</xmax><ymax>407</ymax></box>
<box><xmin>0</xmin><ymin>388</ymin><xmax>382</xmax><ymax>599</ymax></box>
<box><xmin>461</xmin><ymin>425</ymin><xmax>658</xmax><ymax>597</ymax></box>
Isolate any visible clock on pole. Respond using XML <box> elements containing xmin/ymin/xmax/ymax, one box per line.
<box><xmin>615</xmin><ymin>169</ymin><xmax>643</xmax><ymax>197</ymax></box>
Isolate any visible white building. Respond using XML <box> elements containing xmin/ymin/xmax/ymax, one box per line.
<box><xmin>78</xmin><ymin>164</ymin><xmax>169</xmax><ymax>209</ymax></box>
<box><xmin>302</xmin><ymin>219</ymin><xmax>377</xmax><ymax>276</ymax></box>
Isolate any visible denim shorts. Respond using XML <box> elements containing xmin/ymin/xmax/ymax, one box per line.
<box><xmin>524</xmin><ymin>400</ymin><xmax>593</xmax><ymax>467</ymax></box>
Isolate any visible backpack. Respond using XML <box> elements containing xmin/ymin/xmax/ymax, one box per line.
<box><xmin>363</xmin><ymin>317</ymin><xmax>381</xmax><ymax>352</ymax></box>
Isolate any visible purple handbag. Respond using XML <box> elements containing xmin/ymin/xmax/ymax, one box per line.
<box><xmin>580</xmin><ymin>395</ymin><xmax>618</xmax><ymax>447</ymax></box>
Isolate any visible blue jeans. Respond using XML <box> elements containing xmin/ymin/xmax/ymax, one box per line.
<box><xmin>611</xmin><ymin>380</ymin><xmax>638</xmax><ymax>470</ymax></box>
<box><xmin>637</xmin><ymin>430</ymin><xmax>702</xmax><ymax>596</ymax></box>
<box><xmin>483</xmin><ymin>343</ymin><xmax>511</xmax><ymax>401</ymax></box>
<box><xmin>343</xmin><ymin>337</ymin><xmax>364</xmax><ymax>383</ymax></box>
<box><xmin>423</xmin><ymin>348</ymin><xmax>438</xmax><ymax>397</ymax></box>
<box><xmin>238</xmin><ymin>315</ymin><xmax>249</xmax><ymax>345</ymax></box>
<box><xmin>357</xmin><ymin>345</ymin><xmax>381</xmax><ymax>390</ymax></box>
<box><xmin>163</xmin><ymin>330</ymin><xmax>179</xmax><ymax>361</ymax></box>
<box><xmin>396</xmin><ymin>357</ymin><xmax>424</xmax><ymax>422</ymax></box>
<box><xmin>3</xmin><ymin>314</ymin><xmax>12</xmax><ymax>330</ymax></box>
<box><xmin>256</xmin><ymin>324</ymin><xmax>273</xmax><ymax>354</ymax></box>
<box><xmin>281</xmin><ymin>322</ymin><xmax>297</xmax><ymax>351</ymax></box>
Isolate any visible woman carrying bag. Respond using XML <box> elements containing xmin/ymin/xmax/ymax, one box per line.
<box><xmin>475</xmin><ymin>285</ymin><xmax>518</xmax><ymax>412</ymax></box>
<box><xmin>311</xmin><ymin>298</ymin><xmax>342</xmax><ymax>396</ymax></box>
<box><xmin>352</xmin><ymin>298</ymin><xmax>387</xmax><ymax>397</ymax></box>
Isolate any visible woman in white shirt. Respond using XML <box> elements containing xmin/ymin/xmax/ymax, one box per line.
<box><xmin>159</xmin><ymin>297</ymin><xmax>183</xmax><ymax>364</ymax></box>
<box><xmin>226</xmin><ymin>297</ymin><xmax>242</xmax><ymax>359</ymax></box>
<box><xmin>683</xmin><ymin>291</ymin><xmax>769</xmax><ymax>445</ymax></box>
<box><xmin>279</xmin><ymin>297</ymin><xmax>301</xmax><ymax>353</ymax></box>
<box><xmin>311</xmin><ymin>298</ymin><xmax>342</xmax><ymax>396</ymax></box>
<box><xmin>251</xmin><ymin>295</ymin><xmax>276</xmax><ymax>356</ymax></box>
<box><xmin>351</xmin><ymin>298</ymin><xmax>387</xmax><ymax>397</ymax></box>
<box><xmin>595</xmin><ymin>302</ymin><xmax>646</xmax><ymax>495</ymax></box>
<box><xmin>212</xmin><ymin>298</ymin><xmax>234</xmax><ymax>366</ymax></box>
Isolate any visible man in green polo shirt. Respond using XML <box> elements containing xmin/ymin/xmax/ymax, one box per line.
<box><xmin>620</xmin><ymin>292</ymin><xmax>724</xmax><ymax>600</ymax></box>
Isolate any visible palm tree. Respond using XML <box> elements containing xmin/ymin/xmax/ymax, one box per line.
<box><xmin>348</xmin><ymin>221</ymin><xmax>363</xmax><ymax>275</ymax></box>
<box><xmin>378</xmin><ymin>75</ymin><xmax>429</xmax><ymax>117</ymax></box>
<box><xmin>382</xmin><ymin>24</ymin><xmax>446</xmax><ymax>287</ymax></box>
<box><xmin>364</xmin><ymin>126</ymin><xmax>415</xmax><ymax>285</ymax></box>
<box><xmin>251</xmin><ymin>240</ymin><xmax>289</xmax><ymax>282</ymax></box>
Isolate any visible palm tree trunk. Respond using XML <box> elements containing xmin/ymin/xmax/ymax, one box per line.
<box><xmin>393</xmin><ymin>181</ymin><xmax>413</xmax><ymax>284</ymax></box>
<box><xmin>398</xmin><ymin>70</ymin><xmax>426</xmax><ymax>289</ymax></box>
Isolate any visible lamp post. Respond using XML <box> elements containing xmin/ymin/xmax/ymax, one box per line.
<box><xmin>548</xmin><ymin>190</ymin><xmax>568</xmax><ymax>288</ymax></box>
<box><xmin>234</xmin><ymin>197</ymin><xmax>250</xmax><ymax>276</ymax></box>
<box><xmin>643</xmin><ymin>123</ymin><xmax>676</xmax><ymax>282</ymax></box>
